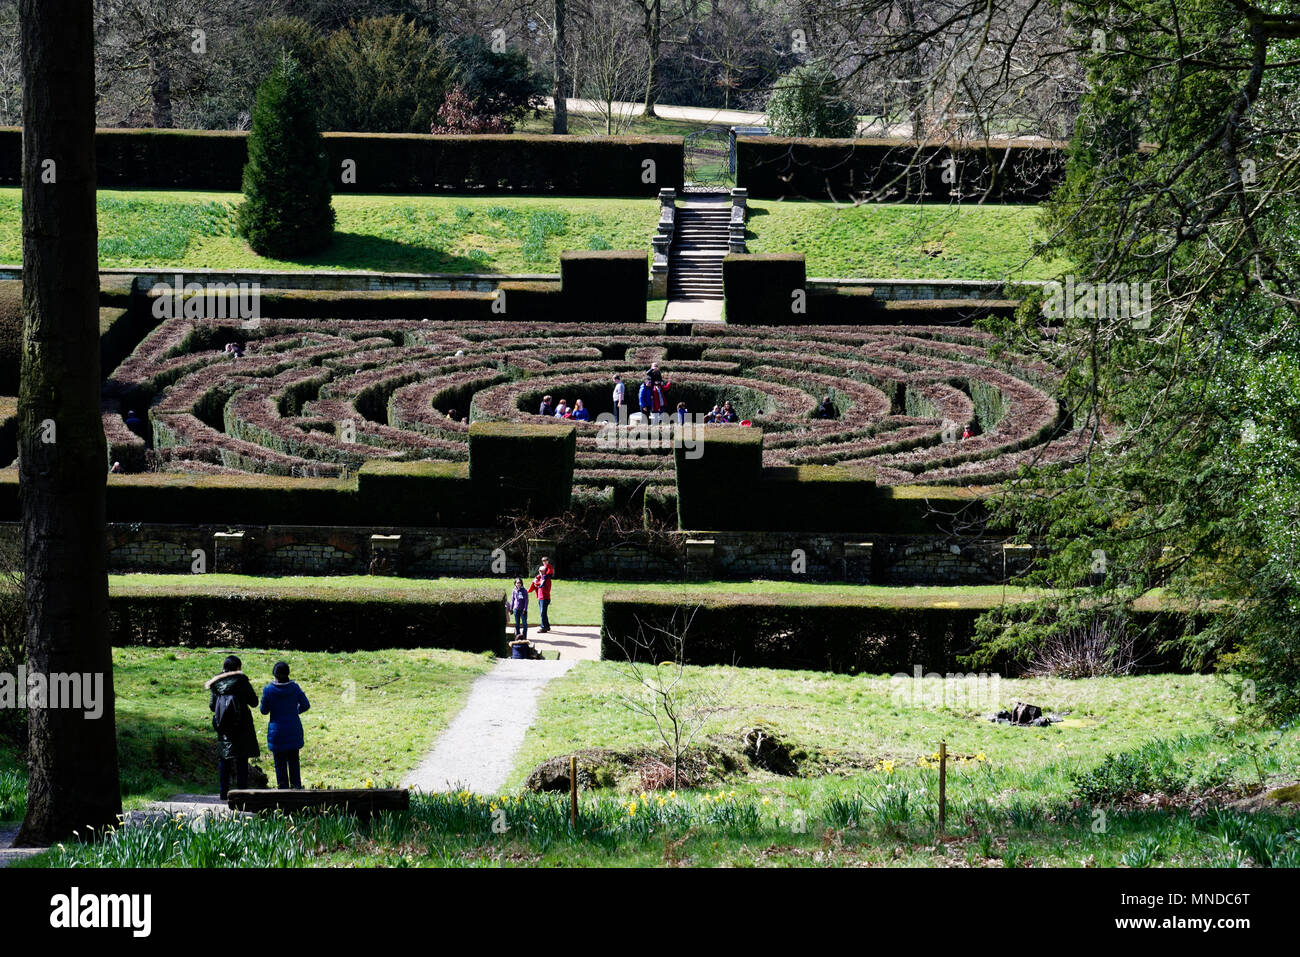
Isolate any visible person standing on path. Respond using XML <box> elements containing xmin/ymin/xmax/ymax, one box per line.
<box><xmin>612</xmin><ymin>374</ymin><xmax>626</xmax><ymax>420</ymax></box>
<box><xmin>207</xmin><ymin>655</ymin><xmax>260</xmax><ymax>799</ymax></box>
<box><xmin>529</xmin><ymin>557</ymin><xmax>555</xmax><ymax>632</ymax></box>
<box><xmin>509</xmin><ymin>577</ymin><xmax>529</xmax><ymax>639</ymax></box>
<box><xmin>260</xmin><ymin>660</ymin><xmax>311</xmax><ymax>790</ymax></box>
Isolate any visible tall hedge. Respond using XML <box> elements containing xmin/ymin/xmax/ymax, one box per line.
<box><xmin>601</xmin><ymin>592</ymin><xmax>1196</xmax><ymax>674</ymax></box>
<box><xmin>109</xmin><ymin>587</ymin><xmax>506</xmax><ymax>654</ymax></box>
<box><xmin>721</xmin><ymin>254</ymin><xmax>806</xmax><ymax>325</ymax></box>
<box><xmin>736</xmin><ymin>136</ymin><xmax>1065</xmax><ymax>202</ymax></box>
<box><xmin>468</xmin><ymin>421</ymin><xmax>576</xmax><ymax>518</ymax></box>
<box><xmin>356</xmin><ymin>460</ymin><xmax>488</xmax><ymax>526</ymax></box>
<box><xmin>674</xmin><ymin>427</ymin><xmax>762</xmax><ymax>529</ymax></box>
<box><xmin>674</xmin><ymin>428</ymin><xmax>877</xmax><ymax>531</ymax></box>
<box><xmin>601</xmin><ymin>591</ymin><xmax>991</xmax><ymax>672</ymax></box>
<box><xmin>0</xmin><ymin>127</ymin><xmax>684</xmax><ymax>196</ymax></box>
<box><xmin>237</xmin><ymin>56</ymin><xmax>336</xmax><ymax>257</ymax></box>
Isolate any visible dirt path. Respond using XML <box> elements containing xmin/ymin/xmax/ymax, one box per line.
<box><xmin>404</xmin><ymin>657</ymin><xmax>577</xmax><ymax>795</ymax></box>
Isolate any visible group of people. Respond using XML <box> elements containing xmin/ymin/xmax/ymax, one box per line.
<box><xmin>703</xmin><ymin>402</ymin><xmax>740</xmax><ymax>424</ymax></box>
<box><xmin>528</xmin><ymin>361</ymin><xmax>761</xmax><ymax>427</ymax></box>
<box><xmin>538</xmin><ymin>396</ymin><xmax>591</xmax><ymax>421</ymax></box>
<box><xmin>207</xmin><ymin>655</ymin><xmax>311</xmax><ymax>798</ymax></box>
<box><xmin>507</xmin><ymin>555</ymin><xmax>555</xmax><ymax>642</ymax></box>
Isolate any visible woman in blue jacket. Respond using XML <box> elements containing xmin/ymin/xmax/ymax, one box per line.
<box><xmin>260</xmin><ymin>661</ymin><xmax>311</xmax><ymax>789</ymax></box>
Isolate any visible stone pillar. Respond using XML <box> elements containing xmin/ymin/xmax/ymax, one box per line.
<box><xmin>369</xmin><ymin>534</ymin><xmax>401</xmax><ymax>576</ymax></box>
<box><xmin>651</xmin><ymin>190</ymin><xmax>676</xmax><ymax>299</ymax></box>
<box><xmin>1001</xmin><ymin>543</ymin><xmax>1035</xmax><ymax>583</ymax></box>
<box><xmin>843</xmin><ymin>541</ymin><xmax>873</xmax><ymax>584</ymax></box>
<box><xmin>685</xmin><ymin>538</ymin><xmax>715</xmax><ymax>579</ymax></box>
<box><xmin>213</xmin><ymin>531</ymin><xmax>245</xmax><ymax>574</ymax></box>
<box><xmin>729</xmin><ymin>188</ymin><xmax>748</xmax><ymax>253</ymax></box>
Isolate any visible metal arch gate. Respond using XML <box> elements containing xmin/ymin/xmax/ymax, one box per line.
<box><xmin>683</xmin><ymin>126</ymin><xmax>735</xmax><ymax>192</ymax></box>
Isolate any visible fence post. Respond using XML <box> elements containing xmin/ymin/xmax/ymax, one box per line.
<box><xmin>939</xmin><ymin>740</ymin><xmax>947</xmax><ymax>837</ymax></box>
<box><xmin>570</xmin><ymin>755</ymin><xmax>578</xmax><ymax>827</ymax></box>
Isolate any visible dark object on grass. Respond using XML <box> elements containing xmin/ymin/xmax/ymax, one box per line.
<box><xmin>740</xmin><ymin>724</ymin><xmax>800</xmax><ymax>776</ymax></box>
<box><xmin>226</xmin><ymin>787</ymin><xmax>408</xmax><ymax>822</ymax></box>
<box><xmin>993</xmin><ymin>702</ymin><xmax>1057</xmax><ymax>727</ymax></box>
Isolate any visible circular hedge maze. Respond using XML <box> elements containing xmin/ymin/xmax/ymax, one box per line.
<box><xmin>105</xmin><ymin>316</ymin><xmax>1089</xmax><ymax>488</ymax></box>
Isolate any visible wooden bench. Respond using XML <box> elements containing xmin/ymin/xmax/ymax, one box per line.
<box><xmin>227</xmin><ymin>788</ymin><xmax>410</xmax><ymax>821</ymax></box>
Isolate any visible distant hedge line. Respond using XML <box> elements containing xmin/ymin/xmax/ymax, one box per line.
<box><xmin>0</xmin><ymin>128</ymin><xmax>683</xmax><ymax>196</ymax></box>
<box><xmin>135</xmin><ymin>251</ymin><xmax>648</xmax><ymax>324</ymax></box>
<box><xmin>0</xmin><ymin>423</ymin><xmax>578</xmax><ymax>526</ymax></box>
<box><xmin>735</xmin><ymin>136</ymin><xmax>1065</xmax><ymax>202</ymax></box>
<box><xmin>671</xmin><ymin>428</ymin><xmax>969</xmax><ymax>533</ymax></box>
<box><xmin>722</xmin><ymin>254</ymin><xmax>1020</xmax><ymax>325</ymax></box>
<box><xmin>601</xmin><ymin>592</ymin><xmax>1196</xmax><ymax>673</ymax></box>
<box><xmin>108</xmin><ymin>586</ymin><xmax>507</xmax><ymax>654</ymax></box>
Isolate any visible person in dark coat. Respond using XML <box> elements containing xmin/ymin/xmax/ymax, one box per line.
<box><xmin>260</xmin><ymin>660</ymin><xmax>311</xmax><ymax>790</ymax></box>
<box><xmin>207</xmin><ymin>655</ymin><xmax>260</xmax><ymax>799</ymax></box>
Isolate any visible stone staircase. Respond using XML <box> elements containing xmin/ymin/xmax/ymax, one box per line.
<box><xmin>667</xmin><ymin>203</ymin><xmax>731</xmax><ymax>301</ymax></box>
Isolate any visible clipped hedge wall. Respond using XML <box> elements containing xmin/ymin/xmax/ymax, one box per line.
<box><xmin>109</xmin><ymin>586</ymin><xmax>507</xmax><ymax>654</ymax></box>
<box><xmin>675</xmin><ymin>429</ymin><xmax>880</xmax><ymax>532</ymax></box>
<box><xmin>721</xmin><ymin>254</ymin><xmax>1023</xmax><ymax>326</ymax></box>
<box><xmin>1</xmin><ymin>279</ymin><xmax>164</xmax><ymax>395</ymax></box>
<box><xmin>469</xmin><ymin>420</ymin><xmax>576</xmax><ymax>517</ymax></box>
<box><xmin>674</xmin><ymin>426</ymin><xmax>763</xmax><ymax>529</ymax></box>
<box><xmin>0</xmin><ymin>128</ymin><xmax>683</xmax><ymax>196</ymax></box>
<box><xmin>601</xmin><ymin>591</ymin><xmax>990</xmax><ymax>672</ymax></box>
<box><xmin>559</xmin><ymin>250</ymin><xmax>647</xmax><ymax>323</ymax></box>
<box><xmin>602</xmin><ymin>592</ymin><xmax>1200</xmax><ymax>673</ymax></box>
<box><xmin>735</xmin><ymin>136</ymin><xmax>1065</xmax><ymax>202</ymax></box>
<box><xmin>810</xmin><ymin>292</ymin><xmax>1021</xmax><ymax>326</ymax></box>
<box><xmin>721</xmin><ymin>254</ymin><xmax>806</xmax><ymax>326</ymax></box>
<box><xmin>356</xmin><ymin>460</ymin><xmax>488</xmax><ymax>526</ymax></box>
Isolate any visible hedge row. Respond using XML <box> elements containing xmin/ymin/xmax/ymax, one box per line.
<box><xmin>468</xmin><ymin>421</ymin><xmax>576</xmax><ymax>518</ymax></box>
<box><xmin>721</xmin><ymin>254</ymin><xmax>1021</xmax><ymax>325</ymax></box>
<box><xmin>0</xmin><ymin>280</ymin><xmax>165</xmax><ymax>395</ymax></box>
<box><xmin>735</xmin><ymin>136</ymin><xmax>1065</xmax><ymax>202</ymax></box>
<box><xmin>136</xmin><ymin>250</ymin><xmax>647</xmax><ymax>324</ymax></box>
<box><xmin>601</xmin><ymin>592</ymin><xmax>1196</xmax><ymax>673</ymax></box>
<box><xmin>674</xmin><ymin>428</ymin><xmax>882</xmax><ymax>532</ymax></box>
<box><xmin>0</xmin><ymin>128</ymin><xmax>683</xmax><ymax>196</ymax></box>
<box><xmin>108</xmin><ymin>586</ymin><xmax>507</xmax><ymax>654</ymax></box>
<box><xmin>0</xmin><ymin>420</ymin><xmax>576</xmax><ymax>526</ymax></box>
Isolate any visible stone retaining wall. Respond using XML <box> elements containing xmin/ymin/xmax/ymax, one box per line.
<box><xmin>12</xmin><ymin>523</ymin><xmax>1046</xmax><ymax>585</ymax></box>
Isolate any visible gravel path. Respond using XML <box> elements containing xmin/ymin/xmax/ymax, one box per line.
<box><xmin>404</xmin><ymin>658</ymin><xmax>576</xmax><ymax>795</ymax></box>
<box><xmin>0</xmin><ymin>825</ymin><xmax>42</xmax><ymax>867</ymax></box>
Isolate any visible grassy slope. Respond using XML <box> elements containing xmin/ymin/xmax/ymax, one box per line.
<box><xmin>0</xmin><ymin>190</ymin><xmax>657</xmax><ymax>275</ymax></box>
<box><xmin>508</xmin><ymin>665</ymin><xmax>1238</xmax><ymax>791</ymax></box>
<box><xmin>108</xmin><ymin>573</ymin><xmax>1033</xmax><ymax>627</ymax></box>
<box><xmin>746</xmin><ymin>201</ymin><xmax>1068</xmax><ymax>280</ymax></box>
<box><xmin>0</xmin><ymin>191</ymin><xmax>1059</xmax><ymax>281</ymax></box>
<box><xmin>0</xmin><ymin>645</ymin><xmax>492</xmax><ymax>818</ymax></box>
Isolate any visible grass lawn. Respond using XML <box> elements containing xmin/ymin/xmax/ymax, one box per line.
<box><xmin>746</xmin><ymin>200</ymin><xmax>1068</xmax><ymax>280</ymax></box>
<box><xmin>516</xmin><ymin>109</ymin><xmax>714</xmax><ymax>138</ymax></box>
<box><xmin>108</xmin><ymin>573</ymin><xmax>1037</xmax><ymax>627</ymax></box>
<box><xmin>0</xmin><ymin>190</ymin><xmax>657</xmax><ymax>275</ymax></box>
<box><xmin>507</xmin><ymin>665</ymin><xmax>1240</xmax><ymax>792</ymax></box>
<box><xmin>14</xmin><ymin>656</ymin><xmax>1300</xmax><ymax>867</ymax></box>
<box><xmin>0</xmin><ymin>645</ymin><xmax>492</xmax><ymax>821</ymax></box>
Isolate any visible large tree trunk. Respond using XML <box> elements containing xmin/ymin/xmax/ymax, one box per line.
<box><xmin>552</xmin><ymin>0</ymin><xmax>568</xmax><ymax>134</ymax></box>
<box><xmin>149</xmin><ymin>44</ymin><xmax>173</xmax><ymax>129</ymax></box>
<box><xmin>15</xmin><ymin>0</ymin><xmax>120</xmax><ymax>846</ymax></box>
<box><xmin>641</xmin><ymin>0</ymin><xmax>660</xmax><ymax>118</ymax></box>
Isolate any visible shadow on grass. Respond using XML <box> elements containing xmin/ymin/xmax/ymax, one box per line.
<box><xmin>251</xmin><ymin>232</ymin><xmax>508</xmax><ymax>276</ymax></box>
